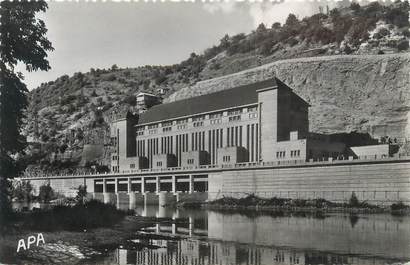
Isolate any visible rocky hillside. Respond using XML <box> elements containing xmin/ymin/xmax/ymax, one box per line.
<box><xmin>22</xmin><ymin>1</ymin><xmax>410</xmax><ymax>173</ymax></box>
<box><xmin>168</xmin><ymin>53</ymin><xmax>410</xmax><ymax>141</ymax></box>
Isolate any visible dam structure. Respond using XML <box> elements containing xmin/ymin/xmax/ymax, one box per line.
<box><xmin>22</xmin><ymin>78</ymin><xmax>410</xmax><ymax>205</ymax></box>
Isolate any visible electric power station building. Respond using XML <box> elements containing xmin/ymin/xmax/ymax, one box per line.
<box><xmin>110</xmin><ymin>78</ymin><xmax>348</xmax><ymax>173</ymax></box>
<box><xmin>22</xmin><ymin>78</ymin><xmax>406</xmax><ymax>204</ymax></box>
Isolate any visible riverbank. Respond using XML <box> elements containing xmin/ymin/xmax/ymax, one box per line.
<box><xmin>0</xmin><ymin>200</ymin><xmax>162</xmax><ymax>264</ymax></box>
<box><xmin>195</xmin><ymin>194</ymin><xmax>410</xmax><ymax>215</ymax></box>
<box><xmin>0</xmin><ymin>214</ymin><xmax>162</xmax><ymax>264</ymax></box>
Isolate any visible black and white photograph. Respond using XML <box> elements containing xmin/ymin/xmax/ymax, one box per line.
<box><xmin>1</xmin><ymin>0</ymin><xmax>410</xmax><ymax>264</ymax></box>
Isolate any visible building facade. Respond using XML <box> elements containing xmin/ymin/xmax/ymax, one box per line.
<box><xmin>110</xmin><ymin>78</ymin><xmax>349</xmax><ymax>173</ymax></box>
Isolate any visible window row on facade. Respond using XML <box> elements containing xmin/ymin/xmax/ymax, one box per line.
<box><xmin>135</xmin><ymin>105</ymin><xmax>259</xmax><ymax>136</ymax></box>
<box><xmin>133</xmin><ymin>124</ymin><xmax>259</xmax><ymax>168</ymax></box>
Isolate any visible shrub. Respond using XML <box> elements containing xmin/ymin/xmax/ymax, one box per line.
<box><xmin>312</xmin><ymin>198</ymin><xmax>329</xmax><ymax>208</ymax></box>
<box><xmin>292</xmin><ymin>199</ymin><xmax>307</xmax><ymax>207</ymax></box>
<box><xmin>209</xmin><ymin>62</ymin><xmax>221</xmax><ymax>70</ymax></box>
<box><xmin>75</xmin><ymin>185</ymin><xmax>87</xmax><ymax>205</ymax></box>
<box><xmin>123</xmin><ymin>95</ymin><xmax>136</xmax><ymax>106</ymax></box>
<box><xmin>74</xmin><ymin>112</ymin><xmax>83</xmax><ymax>120</ymax></box>
<box><xmin>285</xmin><ymin>37</ymin><xmax>299</xmax><ymax>46</ymax></box>
<box><xmin>103</xmin><ymin>73</ymin><xmax>116</xmax><ymax>81</ymax></box>
<box><xmin>60</xmin><ymin>95</ymin><xmax>76</xmax><ymax>105</ymax></box>
<box><xmin>38</xmin><ymin>183</ymin><xmax>55</xmax><ymax>203</ymax></box>
<box><xmin>40</xmin><ymin>134</ymin><xmax>49</xmax><ymax>142</ymax></box>
<box><xmin>272</xmin><ymin>22</ymin><xmax>281</xmax><ymax>29</ymax></box>
<box><xmin>397</xmin><ymin>39</ymin><xmax>409</xmax><ymax>51</ymax></box>
<box><xmin>12</xmin><ymin>180</ymin><xmax>34</xmax><ymax>202</ymax></box>
<box><xmin>66</xmin><ymin>104</ymin><xmax>75</xmax><ymax>114</ymax></box>
<box><xmin>348</xmin><ymin>192</ymin><xmax>360</xmax><ymax>208</ymax></box>
<box><xmin>285</xmin><ymin>13</ymin><xmax>299</xmax><ymax>27</ymax></box>
<box><xmin>123</xmin><ymin>70</ymin><xmax>131</xmax><ymax>77</ymax></box>
<box><xmin>59</xmin><ymin>144</ymin><xmax>68</xmax><ymax>153</ymax></box>
<box><xmin>391</xmin><ymin>201</ymin><xmax>409</xmax><ymax>211</ymax></box>
<box><xmin>22</xmin><ymin>200</ymin><xmax>128</xmax><ymax>231</ymax></box>
<box><xmin>350</xmin><ymin>2</ymin><xmax>361</xmax><ymax>13</ymax></box>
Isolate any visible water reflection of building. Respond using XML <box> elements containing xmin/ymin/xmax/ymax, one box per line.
<box><xmin>115</xmin><ymin>241</ymin><xmax>400</xmax><ymax>265</ymax></box>
<box><xmin>114</xmin><ymin>206</ymin><xmax>410</xmax><ymax>265</ymax></box>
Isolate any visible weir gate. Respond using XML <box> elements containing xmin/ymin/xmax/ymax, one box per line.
<box><xmin>21</xmin><ymin>156</ymin><xmax>410</xmax><ymax>206</ymax></box>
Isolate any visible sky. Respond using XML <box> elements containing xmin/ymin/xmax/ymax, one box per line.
<box><xmin>20</xmin><ymin>0</ymin><xmax>336</xmax><ymax>90</ymax></box>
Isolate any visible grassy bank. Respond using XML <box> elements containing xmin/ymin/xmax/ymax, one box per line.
<box><xmin>0</xmin><ymin>200</ymin><xmax>155</xmax><ymax>264</ymax></box>
<box><xmin>204</xmin><ymin>194</ymin><xmax>410</xmax><ymax>215</ymax></box>
<box><xmin>16</xmin><ymin>199</ymin><xmax>132</xmax><ymax>231</ymax></box>
<box><xmin>0</xmin><ymin>215</ymin><xmax>157</xmax><ymax>265</ymax></box>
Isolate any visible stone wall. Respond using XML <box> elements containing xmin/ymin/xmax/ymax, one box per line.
<box><xmin>24</xmin><ymin>159</ymin><xmax>410</xmax><ymax>204</ymax></box>
<box><xmin>209</xmin><ymin>160</ymin><xmax>410</xmax><ymax>204</ymax></box>
<box><xmin>28</xmin><ymin>177</ymin><xmax>86</xmax><ymax>197</ymax></box>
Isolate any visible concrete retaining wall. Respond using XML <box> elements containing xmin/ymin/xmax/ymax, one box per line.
<box><xmin>144</xmin><ymin>193</ymin><xmax>159</xmax><ymax>205</ymax></box>
<box><xmin>28</xmin><ymin>178</ymin><xmax>85</xmax><ymax>197</ymax></box>
<box><xmin>158</xmin><ymin>192</ymin><xmax>176</xmax><ymax>206</ymax></box>
<box><xmin>176</xmin><ymin>192</ymin><xmax>209</xmax><ymax>203</ymax></box>
<box><xmin>116</xmin><ymin>192</ymin><xmax>129</xmax><ymax>205</ymax></box>
<box><xmin>103</xmin><ymin>192</ymin><xmax>117</xmax><ymax>204</ymax></box>
<box><xmin>209</xmin><ymin>161</ymin><xmax>410</xmax><ymax>204</ymax></box>
<box><xmin>93</xmin><ymin>192</ymin><xmax>104</xmax><ymax>202</ymax></box>
<box><xmin>129</xmin><ymin>192</ymin><xmax>144</xmax><ymax>206</ymax></box>
<box><xmin>23</xmin><ymin>160</ymin><xmax>410</xmax><ymax>205</ymax></box>
<box><xmin>85</xmin><ymin>178</ymin><xmax>95</xmax><ymax>193</ymax></box>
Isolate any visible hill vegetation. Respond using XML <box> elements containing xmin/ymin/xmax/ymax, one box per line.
<box><xmin>22</xmin><ymin>1</ymin><xmax>410</xmax><ymax>175</ymax></box>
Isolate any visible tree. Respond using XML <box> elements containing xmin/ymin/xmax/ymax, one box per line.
<box><xmin>38</xmin><ymin>183</ymin><xmax>54</xmax><ymax>203</ymax></box>
<box><xmin>12</xmin><ymin>180</ymin><xmax>34</xmax><ymax>202</ymax></box>
<box><xmin>0</xmin><ymin>1</ymin><xmax>54</xmax><ymax>226</ymax></box>
<box><xmin>76</xmin><ymin>185</ymin><xmax>87</xmax><ymax>205</ymax></box>
<box><xmin>219</xmin><ymin>34</ymin><xmax>230</xmax><ymax>49</ymax></box>
<box><xmin>329</xmin><ymin>8</ymin><xmax>340</xmax><ymax>21</ymax></box>
<box><xmin>397</xmin><ymin>39</ymin><xmax>409</xmax><ymax>51</ymax></box>
<box><xmin>256</xmin><ymin>23</ymin><xmax>267</xmax><ymax>33</ymax></box>
<box><xmin>111</xmin><ymin>64</ymin><xmax>118</xmax><ymax>71</ymax></box>
<box><xmin>285</xmin><ymin>14</ymin><xmax>299</xmax><ymax>27</ymax></box>
<box><xmin>271</xmin><ymin>22</ymin><xmax>281</xmax><ymax>30</ymax></box>
<box><xmin>350</xmin><ymin>2</ymin><xmax>361</xmax><ymax>13</ymax></box>
<box><xmin>348</xmin><ymin>192</ymin><xmax>360</xmax><ymax>208</ymax></box>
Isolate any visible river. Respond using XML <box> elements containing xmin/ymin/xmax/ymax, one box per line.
<box><xmin>79</xmin><ymin>203</ymin><xmax>410</xmax><ymax>265</ymax></box>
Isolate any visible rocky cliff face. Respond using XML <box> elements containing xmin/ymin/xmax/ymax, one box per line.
<box><xmin>166</xmin><ymin>53</ymin><xmax>410</xmax><ymax>141</ymax></box>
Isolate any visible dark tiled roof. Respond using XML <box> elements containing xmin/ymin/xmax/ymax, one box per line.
<box><xmin>138</xmin><ymin>78</ymin><xmax>279</xmax><ymax>124</ymax></box>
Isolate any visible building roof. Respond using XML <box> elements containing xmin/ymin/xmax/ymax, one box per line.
<box><xmin>138</xmin><ymin>78</ymin><xmax>302</xmax><ymax>125</ymax></box>
<box><xmin>136</xmin><ymin>92</ymin><xmax>158</xmax><ymax>98</ymax></box>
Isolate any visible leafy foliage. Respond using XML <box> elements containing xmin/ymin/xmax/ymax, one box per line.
<box><xmin>0</xmin><ymin>1</ymin><xmax>53</xmax><ymax>72</ymax></box>
<box><xmin>38</xmin><ymin>183</ymin><xmax>55</xmax><ymax>203</ymax></box>
<box><xmin>0</xmin><ymin>0</ymin><xmax>53</xmax><ymax>226</ymax></box>
<box><xmin>12</xmin><ymin>180</ymin><xmax>34</xmax><ymax>201</ymax></box>
<box><xmin>21</xmin><ymin>200</ymin><xmax>128</xmax><ymax>231</ymax></box>
<box><xmin>348</xmin><ymin>192</ymin><xmax>360</xmax><ymax>208</ymax></box>
<box><xmin>75</xmin><ymin>185</ymin><xmax>87</xmax><ymax>205</ymax></box>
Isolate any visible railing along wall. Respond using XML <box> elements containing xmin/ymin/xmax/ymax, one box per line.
<box><xmin>20</xmin><ymin>154</ymin><xmax>410</xmax><ymax>180</ymax></box>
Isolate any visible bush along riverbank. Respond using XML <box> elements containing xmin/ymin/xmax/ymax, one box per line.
<box><xmin>202</xmin><ymin>193</ymin><xmax>410</xmax><ymax>215</ymax></box>
<box><xmin>17</xmin><ymin>199</ymin><xmax>133</xmax><ymax>231</ymax></box>
<box><xmin>0</xmin><ymin>199</ymin><xmax>155</xmax><ymax>265</ymax></box>
<box><xmin>1</xmin><ymin>184</ymin><xmax>154</xmax><ymax>265</ymax></box>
